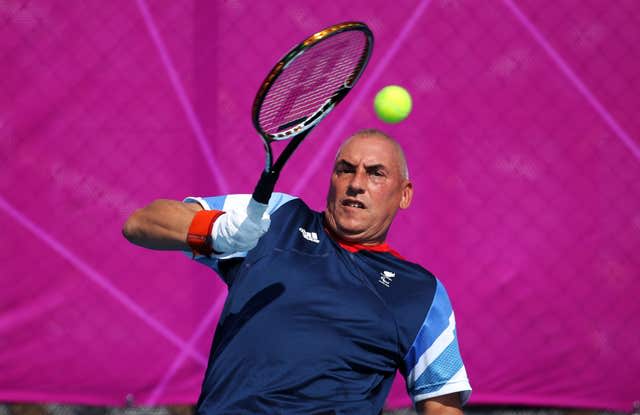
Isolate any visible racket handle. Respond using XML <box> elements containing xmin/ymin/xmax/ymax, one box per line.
<box><xmin>252</xmin><ymin>170</ymin><xmax>280</xmax><ymax>204</ymax></box>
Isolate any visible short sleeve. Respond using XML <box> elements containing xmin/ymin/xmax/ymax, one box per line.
<box><xmin>181</xmin><ymin>193</ymin><xmax>297</xmax><ymax>281</ymax></box>
<box><xmin>403</xmin><ymin>280</ymin><xmax>472</xmax><ymax>405</ymax></box>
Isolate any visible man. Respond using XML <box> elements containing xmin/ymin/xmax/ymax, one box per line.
<box><xmin>123</xmin><ymin>129</ymin><xmax>471</xmax><ymax>414</ymax></box>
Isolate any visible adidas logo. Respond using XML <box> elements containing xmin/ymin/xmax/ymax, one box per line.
<box><xmin>298</xmin><ymin>227</ymin><xmax>320</xmax><ymax>243</ymax></box>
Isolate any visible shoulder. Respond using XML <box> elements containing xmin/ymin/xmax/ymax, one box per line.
<box><xmin>375</xmin><ymin>254</ymin><xmax>439</xmax><ymax>312</ymax></box>
<box><xmin>356</xmin><ymin>251</ymin><xmax>440</xmax><ymax>352</ymax></box>
<box><xmin>351</xmin><ymin>247</ymin><xmax>438</xmax><ymax>314</ymax></box>
<box><xmin>368</xmin><ymin>254</ymin><xmax>459</xmax><ymax>365</ymax></box>
<box><xmin>401</xmin><ymin>274</ymin><xmax>458</xmax><ymax>361</ymax></box>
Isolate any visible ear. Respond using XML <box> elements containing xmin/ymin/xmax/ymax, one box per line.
<box><xmin>399</xmin><ymin>180</ymin><xmax>413</xmax><ymax>209</ymax></box>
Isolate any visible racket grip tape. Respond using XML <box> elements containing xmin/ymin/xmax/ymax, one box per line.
<box><xmin>252</xmin><ymin>170</ymin><xmax>280</xmax><ymax>204</ymax></box>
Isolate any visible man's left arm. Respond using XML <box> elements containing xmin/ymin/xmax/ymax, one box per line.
<box><xmin>415</xmin><ymin>393</ymin><xmax>463</xmax><ymax>415</ymax></box>
<box><xmin>402</xmin><ymin>280</ymin><xmax>472</xmax><ymax>411</ymax></box>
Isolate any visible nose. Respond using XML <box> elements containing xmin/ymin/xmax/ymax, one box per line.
<box><xmin>346</xmin><ymin>170</ymin><xmax>366</xmax><ymax>196</ymax></box>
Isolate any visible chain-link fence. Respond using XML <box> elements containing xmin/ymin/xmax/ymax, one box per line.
<box><xmin>1</xmin><ymin>0</ymin><xmax>639</xmax><ymax>412</ymax></box>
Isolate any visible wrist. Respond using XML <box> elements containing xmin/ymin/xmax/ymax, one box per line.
<box><xmin>186</xmin><ymin>210</ymin><xmax>225</xmax><ymax>258</ymax></box>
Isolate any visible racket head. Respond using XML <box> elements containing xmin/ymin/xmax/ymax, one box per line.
<box><xmin>252</xmin><ymin>22</ymin><xmax>373</xmax><ymax>142</ymax></box>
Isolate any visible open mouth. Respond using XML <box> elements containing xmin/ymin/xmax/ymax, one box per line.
<box><xmin>341</xmin><ymin>199</ymin><xmax>365</xmax><ymax>209</ymax></box>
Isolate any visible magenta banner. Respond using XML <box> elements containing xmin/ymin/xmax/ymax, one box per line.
<box><xmin>1</xmin><ymin>0</ymin><xmax>638</xmax><ymax>412</ymax></box>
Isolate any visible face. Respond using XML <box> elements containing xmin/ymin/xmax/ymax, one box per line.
<box><xmin>324</xmin><ymin>134</ymin><xmax>413</xmax><ymax>245</ymax></box>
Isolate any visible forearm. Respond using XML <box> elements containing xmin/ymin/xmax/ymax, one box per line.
<box><xmin>418</xmin><ymin>404</ymin><xmax>463</xmax><ymax>415</ymax></box>
<box><xmin>122</xmin><ymin>199</ymin><xmax>202</xmax><ymax>250</ymax></box>
<box><xmin>416</xmin><ymin>393</ymin><xmax>463</xmax><ymax>415</ymax></box>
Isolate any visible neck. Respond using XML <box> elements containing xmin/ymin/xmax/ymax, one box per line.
<box><xmin>322</xmin><ymin>217</ymin><xmax>386</xmax><ymax>247</ymax></box>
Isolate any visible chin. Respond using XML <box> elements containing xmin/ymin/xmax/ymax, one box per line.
<box><xmin>335</xmin><ymin>225</ymin><xmax>367</xmax><ymax>241</ymax></box>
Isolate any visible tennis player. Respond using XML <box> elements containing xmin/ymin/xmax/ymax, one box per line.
<box><xmin>123</xmin><ymin>129</ymin><xmax>471</xmax><ymax>414</ymax></box>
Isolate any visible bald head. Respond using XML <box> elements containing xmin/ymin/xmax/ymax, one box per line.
<box><xmin>325</xmin><ymin>128</ymin><xmax>414</xmax><ymax>245</ymax></box>
<box><xmin>336</xmin><ymin>129</ymin><xmax>409</xmax><ymax>180</ymax></box>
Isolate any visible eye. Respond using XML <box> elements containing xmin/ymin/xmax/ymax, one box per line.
<box><xmin>367</xmin><ymin>168</ymin><xmax>386</xmax><ymax>178</ymax></box>
<box><xmin>336</xmin><ymin>165</ymin><xmax>355</xmax><ymax>175</ymax></box>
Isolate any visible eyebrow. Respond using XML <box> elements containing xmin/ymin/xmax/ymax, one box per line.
<box><xmin>334</xmin><ymin>160</ymin><xmax>354</xmax><ymax>169</ymax></box>
<box><xmin>335</xmin><ymin>160</ymin><xmax>388</xmax><ymax>172</ymax></box>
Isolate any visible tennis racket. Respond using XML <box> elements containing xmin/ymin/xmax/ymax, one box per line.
<box><xmin>251</xmin><ymin>21</ymin><xmax>374</xmax><ymax>204</ymax></box>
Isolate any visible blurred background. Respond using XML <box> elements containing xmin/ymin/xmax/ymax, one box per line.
<box><xmin>1</xmin><ymin>0</ymin><xmax>638</xmax><ymax>414</ymax></box>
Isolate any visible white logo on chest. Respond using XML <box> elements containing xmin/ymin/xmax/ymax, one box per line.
<box><xmin>379</xmin><ymin>270</ymin><xmax>396</xmax><ymax>287</ymax></box>
<box><xmin>298</xmin><ymin>227</ymin><xmax>320</xmax><ymax>243</ymax></box>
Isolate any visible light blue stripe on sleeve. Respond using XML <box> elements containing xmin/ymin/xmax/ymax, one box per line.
<box><xmin>412</xmin><ymin>332</ymin><xmax>463</xmax><ymax>392</ymax></box>
<box><xmin>404</xmin><ymin>280</ymin><xmax>453</xmax><ymax>372</ymax></box>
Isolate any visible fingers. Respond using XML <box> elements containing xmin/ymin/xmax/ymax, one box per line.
<box><xmin>260</xmin><ymin>217</ymin><xmax>271</xmax><ymax>232</ymax></box>
<box><xmin>247</xmin><ymin>197</ymin><xmax>268</xmax><ymax>221</ymax></box>
<box><xmin>210</xmin><ymin>199</ymin><xmax>271</xmax><ymax>254</ymax></box>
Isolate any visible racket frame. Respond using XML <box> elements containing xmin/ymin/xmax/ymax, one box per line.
<box><xmin>251</xmin><ymin>22</ymin><xmax>373</xmax><ymax>204</ymax></box>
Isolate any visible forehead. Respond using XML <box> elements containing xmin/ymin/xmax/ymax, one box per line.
<box><xmin>336</xmin><ymin>135</ymin><xmax>401</xmax><ymax>166</ymax></box>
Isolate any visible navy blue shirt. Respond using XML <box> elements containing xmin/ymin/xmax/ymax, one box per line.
<box><xmin>186</xmin><ymin>193</ymin><xmax>471</xmax><ymax>414</ymax></box>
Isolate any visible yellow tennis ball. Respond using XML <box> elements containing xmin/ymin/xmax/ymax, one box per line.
<box><xmin>374</xmin><ymin>85</ymin><xmax>412</xmax><ymax>123</ymax></box>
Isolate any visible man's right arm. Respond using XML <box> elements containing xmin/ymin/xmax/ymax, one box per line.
<box><xmin>122</xmin><ymin>199</ymin><xmax>202</xmax><ymax>251</ymax></box>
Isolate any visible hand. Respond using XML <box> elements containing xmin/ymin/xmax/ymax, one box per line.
<box><xmin>211</xmin><ymin>198</ymin><xmax>271</xmax><ymax>254</ymax></box>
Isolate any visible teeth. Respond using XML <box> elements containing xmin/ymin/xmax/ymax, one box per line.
<box><xmin>344</xmin><ymin>200</ymin><xmax>363</xmax><ymax>208</ymax></box>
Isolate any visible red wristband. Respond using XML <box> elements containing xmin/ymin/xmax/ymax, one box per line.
<box><xmin>186</xmin><ymin>209</ymin><xmax>226</xmax><ymax>258</ymax></box>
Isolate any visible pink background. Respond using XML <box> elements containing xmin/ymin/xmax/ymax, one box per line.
<box><xmin>1</xmin><ymin>0</ymin><xmax>639</xmax><ymax>412</ymax></box>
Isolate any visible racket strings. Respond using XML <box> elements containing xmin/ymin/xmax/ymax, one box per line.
<box><xmin>261</xmin><ymin>56</ymin><xmax>363</xmax><ymax>112</ymax></box>
<box><xmin>258</xmin><ymin>30</ymin><xmax>368</xmax><ymax>135</ymax></box>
